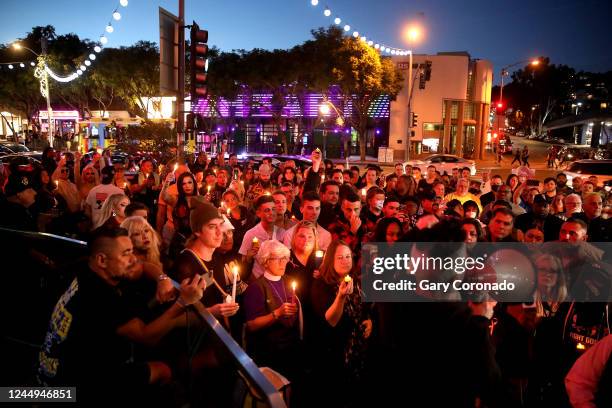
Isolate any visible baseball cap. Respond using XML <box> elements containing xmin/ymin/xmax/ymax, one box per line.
<box><xmin>4</xmin><ymin>174</ymin><xmax>34</xmax><ymax>196</ymax></box>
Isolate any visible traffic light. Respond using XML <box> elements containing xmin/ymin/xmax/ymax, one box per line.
<box><xmin>419</xmin><ymin>70</ymin><xmax>426</xmax><ymax>89</ymax></box>
<box><xmin>190</xmin><ymin>22</ymin><xmax>209</xmax><ymax>101</ymax></box>
<box><xmin>424</xmin><ymin>60</ymin><xmax>432</xmax><ymax>81</ymax></box>
<box><xmin>411</xmin><ymin>112</ymin><xmax>419</xmax><ymax>128</ymax></box>
<box><xmin>496</xmin><ymin>101</ymin><xmax>505</xmax><ymax>112</ymax></box>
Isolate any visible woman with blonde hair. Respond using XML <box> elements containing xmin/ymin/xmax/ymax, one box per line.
<box><xmin>120</xmin><ymin>216</ymin><xmax>162</xmax><ymax>267</ymax></box>
<box><xmin>534</xmin><ymin>253</ymin><xmax>568</xmax><ymax>318</ymax></box>
<box><xmin>285</xmin><ymin>221</ymin><xmax>319</xmax><ymax>301</ymax></box>
<box><xmin>92</xmin><ymin>193</ymin><xmax>130</xmax><ymax>230</ymax></box>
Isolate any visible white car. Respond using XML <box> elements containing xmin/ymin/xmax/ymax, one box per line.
<box><xmin>403</xmin><ymin>154</ymin><xmax>477</xmax><ymax>176</ymax></box>
<box><xmin>563</xmin><ymin>160</ymin><xmax>612</xmax><ymax>187</ymax></box>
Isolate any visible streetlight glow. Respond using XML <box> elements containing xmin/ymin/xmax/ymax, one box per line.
<box><xmin>531</xmin><ymin>59</ymin><xmax>540</xmax><ymax>66</ymax></box>
<box><xmin>405</xmin><ymin>25</ymin><xmax>423</xmax><ymax>43</ymax></box>
<box><xmin>319</xmin><ymin>103</ymin><xmax>330</xmax><ymax>115</ymax></box>
<box><xmin>12</xmin><ymin>43</ymin><xmax>22</xmax><ymax>50</ymax></box>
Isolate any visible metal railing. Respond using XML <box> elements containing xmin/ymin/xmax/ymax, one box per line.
<box><xmin>0</xmin><ymin>227</ymin><xmax>286</xmax><ymax>408</ymax></box>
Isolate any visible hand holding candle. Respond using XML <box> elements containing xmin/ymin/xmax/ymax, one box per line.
<box><xmin>344</xmin><ymin>275</ymin><xmax>354</xmax><ymax>295</ymax></box>
<box><xmin>314</xmin><ymin>249</ymin><xmax>324</xmax><ymax>269</ymax></box>
<box><xmin>291</xmin><ymin>281</ymin><xmax>297</xmax><ymax>304</ymax></box>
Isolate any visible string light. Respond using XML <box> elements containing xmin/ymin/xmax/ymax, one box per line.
<box><xmin>308</xmin><ymin>1</ymin><xmax>410</xmax><ymax>55</ymax></box>
<box><xmin>39</xmin><ymin>1</ymin><xmax>129</xmax><ymax>84</ymax></box>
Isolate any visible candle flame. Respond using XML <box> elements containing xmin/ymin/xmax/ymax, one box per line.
<box><xmin>315</xmin><ymin>250</ymin><xmax>324</xmax><ymax>258</ymax></box>
<box><xmin>576</xmin><ymin>343</ymin><xmax>586</xmax><ymax>350</ymax></box>
<box><xmin>207</xmin><ymin>185</ymin><xmax>211</xmax><ymax>193</ymax></box>
<box><xmin>344</xmin><ymin>275</ymin><xmax>352</xmax><ymax>283</ymax></box>
<box><xmin>252</xmin><ymin>237</ymin><xmax>259</xmax><ymax>244</ymax></box>
<box><xmin>232</xmin><ymin>265</ymin><xmax>239</xmax><ymax>276</ymax></box>
<box><xmin>361</xmin><ymin>188</ymin><xmax>366</xmax><ymax>196</ymax></box>
<box><xmin>291</xmin><ymin>281</ymin><xmax>297</xmax><ymax>291</ymax></box>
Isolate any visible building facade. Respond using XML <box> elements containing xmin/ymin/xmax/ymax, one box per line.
<box><xmin>389</xmin><ymin>52</ymin><xmax>493</xmax><ymax>160</ymax></box>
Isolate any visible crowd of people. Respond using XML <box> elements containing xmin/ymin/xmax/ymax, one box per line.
<box><xmin>1</xmin><ymin>143</ymin><xmax>611</xmax><ymax>407</ymax></box>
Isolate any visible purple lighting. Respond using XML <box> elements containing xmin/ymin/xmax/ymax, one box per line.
<box><xmin>375</xmin><ymin>129</ymin><xmax>381</xmax><ymax>135</ymax></box>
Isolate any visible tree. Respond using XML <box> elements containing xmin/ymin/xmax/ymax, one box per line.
<box><xmin>306</xmin><ymin>27</ymin><xmax>403</xmax><ymax>160</ymax></box>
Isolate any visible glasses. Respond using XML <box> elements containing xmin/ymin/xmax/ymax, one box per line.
<box><xmin>268</xmin><ymin>256</ymin><xmax>289</xmax><ymax>263</ymax></box>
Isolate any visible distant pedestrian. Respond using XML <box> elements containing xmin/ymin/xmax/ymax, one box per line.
<box><xmin>511</xmin><ymin>149</ymin><xmax>521</xmax><ymax>166</ymax></box>
<box><xmin>496</xmin><ymin>146</ymin><xmax>503</xmax><ymax>165</ymax></box>
<box><xmin>521</xmin><ymin>146</ymin><xmax>530</xmax><ymax>167</ymax></box>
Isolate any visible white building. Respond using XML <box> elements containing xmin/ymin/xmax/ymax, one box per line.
<box><xmin>389</xmin><ymin>52</ymin><xmax>493</xmax><ymax>160</ymax></box>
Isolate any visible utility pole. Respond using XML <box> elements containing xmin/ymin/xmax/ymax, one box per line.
<box><xmin>405</xmin><ymin>50</ymin><xmax>412</xmax><ymax>161</ymax></box>
<box><xmin>177</xmin><ymin>0</ymin><xmax>185</xmax><ymax>160</ymax></box>
<box><xmin>41</xmin><ymin>37</ymin><xmax>54</xmax><ymax>148</ymax></box>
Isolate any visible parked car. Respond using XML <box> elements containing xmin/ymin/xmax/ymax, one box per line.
<box><xmin>0</xmin><ymin>142</ymin><xmax>31</xmax><ymax>155</ymax></box>
<box><xmin>564</xmin><ymin>160</ymin><xmax>612</xmax><ymax>186</ymax></box>
<box><xmin>0</xmin><ymin>154</ymin><xmax>41</xmax><ymax>173</ymax></box>
<box><xmin>404</xmin><ymin>154</ymin><xmax>476</xmax><ymax>176</ymax></box>
<box><xmin>557</xmin><ymin>146</ymin><xmax>593</xmax><ymax>167</ymax></box>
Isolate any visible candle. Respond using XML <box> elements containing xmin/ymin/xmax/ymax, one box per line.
<box><xmin>291</xmin><ymin>281</ymin><xmax>297</xmax><ymax>304</ymax></box>
<box><xmin>264</xmin><ymin>191</ymin><xmax>271</xmax><ymax>196</ymax></box>
<box><xmin>226</xmin><ymin>207</ymin><xmax>231</xmax><ymax>216</ymax></box>
<box><xmin>123</xmin><ymin>182</ymin><xmax>127</xmax><ymax>189</ymax></box>
<box><xmin>207</xmin><ymin>185</ymin><xmax>211</xmax><ymax>193</ymax></box>
<box><xmin>314</xmin><ymin>249</ymin><xmax>324</xmax><ymax>269</ymax></box>
<box><xmin>240</xmin><ymin>180</ymin><xmax>244</xmax><ymax>185</ymax></box>
<box><xmin>344</xmin><ymin>275</ymin><xmax>352</xmax><ymax>283</ymax></box>
<box><xmin>231</xmin><ymin>266</ymin><xmax>239</xmax><ymax>303</ymax></box>
<box><xmin>173</xmin><ymin>163</ymin><xmax>179</xmax><ymax>172</ymax></box>
<box><xmin>361</xmin><ymin>188</ymin><xmax>366</xmax><ymax>197</ymax></box>
<box><xmin>252</xmin><ymin>237</ymin><xmax>259</xmax><ymax>244</ymax></box>
<box><xmin>54</xmin><ymin>180</ymin><xmax>59</xmax><ymax>188</ymax></box>
<box><xmin>321</xmin><ymin>174</ymin><xmax>325</xmax><ymax>182</ymax></box>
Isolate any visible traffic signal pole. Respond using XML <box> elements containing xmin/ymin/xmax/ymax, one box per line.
<box><xmin>177</xmin><ymin>0</ymin><xmax>185</xmax><ymax>160</ymax></box>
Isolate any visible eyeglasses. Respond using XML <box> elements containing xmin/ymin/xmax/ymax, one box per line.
<box><xmin>268</xmin><ymin>256</ymin><xmax>289</xmax><ymax>263</ymax></box>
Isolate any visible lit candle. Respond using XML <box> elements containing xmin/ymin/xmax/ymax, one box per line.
<box><xmin>226</xmin><ymin>207</ymin><xmax>231</xmax><ymax>216</ymax></box>
<box><xmin>361</xmin><ymin>188</ymin><xmax>366</xmax><ymax>197</ymax></box>
<box><xmin>240</xmin><ymin>180</ymin><xmax>244</xmax><ymax>185</ymax></box>
<box><xmin>123</xmin><ymin>182</ymin><xmax>127</xmax><ymax>189</ymax></box>
<box><xmin>252</xmin><ymin>237</ymin><xmax>259</xmax><ymax>245</ymax></box>
<box><xmin>173</xmin><ymin>163</ymin><xmax>179</xmax><ymax>172</ymax></box>
<box><xmin>576</xmin><ymin>343</ymin><xmax>586</xmax><ymax>350</ymax></box>
<box><xmin>314</xmin><ymin>249</ymin><xmax>324</xmax><ymax>269</ymax></box>
<box><xmin>207</xmin><ymin>185</ymin><xmax>211</xmax><ymax>194</ymax></box>
<box><xmin>54</xmin><ymin>180</ymin><xmax>59</xmax><ymax>188</ymax></box>
<box><xmin>344</xmin><ymin>275</ymin><xmax>352</xmax><ymax>283</ymax></box>
<box><xmin>321</xmin><ymin>174</ymin><xmax>325</xmax><ymax>182</ymax></box>
<box><xmin>231</xmin><ymin>266</ymin><xmax>239</xmax><ymax>303</ymax></box>
<box><xmin>291</xmin><ymin>281</ymin><xmax>297</xmax><ymax>304</ymax></box>
<box><xmin>265</xmin><ymin>191</ymin><xmax>271</xmax><ymax>196</ymax></box>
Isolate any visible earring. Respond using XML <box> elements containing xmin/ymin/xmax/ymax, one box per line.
<box><xmin>112</xmin><ymin>210</ymin><xmax>117</xmax><ymax>217</ymax></box>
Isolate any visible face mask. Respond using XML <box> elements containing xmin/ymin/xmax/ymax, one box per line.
<box><xmin>466</xmin><ymin>211</ymin><xmax>477</xmax><ymax>219</ymax></box>
<box><xmin>375</xmin><ymin>200</ymin><xmax>385</xmax><ymax>211</ymax></box>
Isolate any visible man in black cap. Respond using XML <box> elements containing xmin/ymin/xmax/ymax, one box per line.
<box><xmin>514</xmin><ymin>194</ymin><xmax>563</xmax><ymax>242</ymax></box>
<box><xmin>0</xmin><ymin>173</ymin><xmax>38</xmax><ymax>231</ymax></box>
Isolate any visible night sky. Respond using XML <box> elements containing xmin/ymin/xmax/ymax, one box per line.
<box><xmin>2</xmin><ymin>0</ymin><xmax>610</xmax><ymax>83</ymax></box>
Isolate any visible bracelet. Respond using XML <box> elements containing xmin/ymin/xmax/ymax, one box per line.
<box><xmin>157</xmin><ymin>274</ymin><xmax>170</xmax><ymax>282</ymax></box>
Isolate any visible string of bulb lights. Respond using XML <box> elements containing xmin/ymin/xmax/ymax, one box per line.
<box><xmin>309</xmin><ymin>0</ymin><xmax>411</xmax><ymax>56</ymax></box>
<box><xmin>0</xmin><ymin>0</ymin><xmax>129</xmax><ymax>80</ymax></box>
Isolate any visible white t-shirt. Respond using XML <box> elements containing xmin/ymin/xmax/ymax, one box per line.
<box><xmin>85</xmin><ymin>183</ymin><xmax>124</xmax><ymax>227</ymax></box>
<box><xmin>239</xmin><ymin>223</ymin><xmax>285</xmax><ymax>279</ymax></box>
<box><xmin>282</xmin><ymin>223</ymin><xmax>331</xmax><ymax>251</ymax></box>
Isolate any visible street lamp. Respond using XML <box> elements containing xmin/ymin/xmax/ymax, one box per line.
<box><xmin>403</xmin><ymin>24</ymin><xmax>423</xmax><ymax>161</ymax></box>
<box><xmin>498</xmin><ymin>58</ymin><xmax>541</xmax><ymax>110</ymax></box>
<box><xmin>319</xmin><ymin>102</ymin><xmax>331</xmax><ymax>159</ymax></box>
<box><xmin>13</xmin><ymin>41</ymin><xmax>54</xmax><ymax>147</ymax></box>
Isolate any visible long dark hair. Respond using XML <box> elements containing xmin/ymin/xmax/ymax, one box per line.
<box><xmin>373</xmin><ymin>217</ymin><xmax>403</xmax><ymax>243</ymax></box>
<box><xmin>319</xmin><ymin>240</ymin><xmax>352</xmax><ymax>285</ymax></box>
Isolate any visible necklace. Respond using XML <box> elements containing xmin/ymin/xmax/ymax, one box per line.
<box><xmin>267</xmin><ymin>277</ymin><xmax>289</xmax><ymax>304</ymax></box>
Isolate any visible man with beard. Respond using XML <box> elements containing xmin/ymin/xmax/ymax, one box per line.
<box><xmin>38</xmin><ymin>228</ymin><xmax>206</xmax><ymax>404</ymax></box>
<box><xmin>515</xmin><ymin>194</ymin><xmax>563</xmax><ymax>241</ymax></box>
<box><xmin>317</xmin><ymin>180</ymin><xmax>341</xmax><ymax>229</ymax></box>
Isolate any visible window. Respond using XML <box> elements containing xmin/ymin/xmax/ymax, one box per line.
<box><xmin>424</xmin><ymin>123</ymin><xmax>443</xmax><ymax>132</ymax></box>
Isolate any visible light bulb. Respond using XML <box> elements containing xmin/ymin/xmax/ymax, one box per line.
<box><xmin>367</xmin><ymin>40</ymin><xmax>373</xmax><ymax>46</ymax></box>
<box><xmin>113</xmin><ymin>11</ymin><xmax>121</xmax><ymax>21</ymax></box>
<box><xmin>106</xmin><ymin>25</ymin><xmax>114</xmax><ymax>33</ymax></box>
<box><xmin>77</xmin><ymin>69</ymin><xmax>82</xmax><ymax>75</ymax></box>
<box><xmin>8</xmin><ymin>64</ymin><xmax>13</xmax><ymax>69</ymax></box>
<box><xmin>19</xmin><ymin>63</ymin><xmax>25</xmax><ymax>68</ymax></box>
<box><xmin>353</xmin><ymin>31</ymin><xmax>359</xmax><ymax>38</ymax></box>
<box><xmin>89</xmin><ymin>54</ymin><xmax>96</xmax><ymax>60</ymax></box>
<box><xmin>94</xmin><ymin>46</ymin><xmax>102</xmax><ymax>53</ymax></box>
<box><xmin>324</xmin><ymin>8</ymin><xmax>331</xmax><ymax>17</ymax></box>
<box><xmin>100</xmin><ymin>36</ymin><xmax>108</xmax><ymax>44</ymax></box>
<box><xmin>30</xmin><ymin>61</ymin><xmax>36</xmax><ymax>66</ymax></box>
<box><xmin>334</xmin><ymin>17</ymin><xmax>341</xmax><ymax>25</ymax></box>
<box><xmin>85</xmin><ymin>60</ymin><xmax>91</xmax><ymax>66</ymax></box>
<box><xmin>120</xmin><ymin>0</ymin><xmax>128</xmax><ymax>6</ymax></box>
<box><xmin>80</xmin><ymin>65</ymin><xmax>86</xmax><ymax>71</ymax></box>
<box><xmin>310</xmin><ymin>0</ymin><xmax>318</xmax><ymax>5</ymax></box>
<box><xmin>344</xmin><ymin>24</ymin><xmax>350</xmax><ymax>32</ymax></box>
<box><xmin>374</xmin><ymin>44</ymin><xmax>380</xmax><ymax>49</ymax></box>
